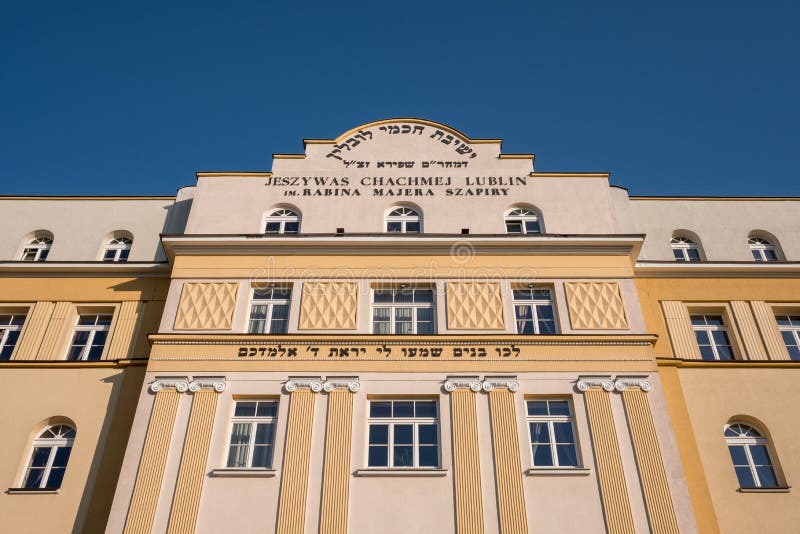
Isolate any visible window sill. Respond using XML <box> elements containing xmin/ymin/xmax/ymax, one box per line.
<box><xmin>6</xmin><ymin>488</ymin><xmax>60</xmax><ymax>494</ymax></box>
<box><xmin>210</xmin><ymin>468</ymin><xmax>277</xmax><ymax>478</ymax></box>
<box><xmin>738</xmin><ymin>486</ymin><xmax>791</xmax><ymax>493</ymax></box>
<box><xmin>355</xmin><ymin>468</ymin><xmax>448</xmax><ymax>477</ymax></box>
<box><xmin>525</xmin><ymin>467</ymin><xmax>591</xmax><ymax>476</ymax></box>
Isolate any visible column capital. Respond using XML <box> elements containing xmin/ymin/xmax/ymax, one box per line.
<box><xmin>614</xmin><ymin>376</ymin><xmax>652</xmax><ymax>393</ymax></box>
<box><xmin>150</xmin><ymin>376</ymin><xmax>190</xmax><ymax>393</ymax></box>
<box><xmin>482</xmin><ymin>376</ymin><xmax>519</xmax><ymax>392</ymax></box>
<box><xmin>285</xmin><ymin>377</ymin><xmax>324</xmax><ymax>393</ymax></box>
<box><xmin>443</xmin><ymin>376</ymin><xmax>482</xmax><ymax>393</ymax></box>
<box><xmin>576</xmin><ymin>376</ymin><xmax>615</xmax><ymax>392</ymax></box>
<box><xmin>323</xmin><ymin>377</ymin><xmax>361</xmax><ymax>393</ymax></box>
<box><xmin>189</xmin><ymin>376</ymin><xmax>227</xmax><ymax>393</ymax></box>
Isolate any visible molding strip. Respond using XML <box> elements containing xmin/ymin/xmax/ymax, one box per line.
<box><xmin>123</xmin><ymin>387</ymin><xmax>182</xmax><ymax>534</ymax></box>
<box><xmin>107</xmin><ymin>301</ymin><xmax>143</xmax><ymax>359</ymax></box>
<box><xmin>276</xmin><ymin>387</ymin><xmax>318</xmax><ymax>533</ymax></box>
<box><xmin>620</xmin><ymin>386</ymin><xmax>680</xmax><ymax>534</ymax></box>
<box><xmin>447</xmin><ymin>380</ymin><xmax>485</xmax><ymax>534</ymax></box>
<box><xmin>661</xmin><ymin>301</ymin><xmax>702</xmax><ymax>360</ymax></box>
<box><xmin>13</xmin><ymin>301</ymin><xmax>54</xmax><ymax>360</ymax></box>
<box><xmin>751</xmin><ymin>300</ymin><xmax>791</xmax><ymax>360</ymax></box>
<box><xmin>730</xmin><ymin>301</ymin><xmax>768</xmax><ymax>360</ymax></box>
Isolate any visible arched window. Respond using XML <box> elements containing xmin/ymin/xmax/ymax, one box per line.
<box><xmin>20</xmin><ymin>233</ymin><xmax>53</xmax><ymax>262</ymax></box>
<box><xmin>725</xmin><ymin>423</ymin><xmax>779</xmax><ymax>488</ymax></box>
<box><xmin>21</xmin><ymin>424</ymin><xmax>76</xmax><ymax>489</ymax></box>
<box><xmin>670</xmin><ymin>236</ymin><xmax>701</xmax><ymax>262</ymax></box>
<box><xmin>385</xmin><ymin>207</ymin><xmax>421</xmax><ymax>233</ymax></box>
<box><xmin>265</xmin><ymin>208</ymin><xmax>300</xmax><ymax>234</ymax></box>
<box><xmin>748</xmin><ymin>237</ymin><xmax>779</xmax><ymax>262</ymax></box>
<box><xmin>505</xmin><ymin>208</ymin><xmax>542</xmax><ymax>234</ymax></box>
<box><xmin>102</xmin><ymin>235</ymin><xmax>132</xmax><ymax>262</ymax></box>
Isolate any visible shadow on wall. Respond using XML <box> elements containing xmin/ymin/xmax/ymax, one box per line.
<box><xmin>155</xmin><ymin>191</ymin><xmax>194</xmax><ymax>261</ymax></box>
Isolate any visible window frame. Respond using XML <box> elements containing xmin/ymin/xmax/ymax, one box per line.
<box><xmin>66</xmin><ymin>314</ymin><xmax>113</xmax><ymax>361</ymax></box>
<box><xmin>20</xmin><ymin>236</ymin><xmax>52</xmax><ymax>262</ymax></box>
<box><xmin>525</xmin><ymin>399</ymin><xmax>581</xmax><ymax>469</ymax></box>
<box><xmin>690</xmin><ymin>313</ymin><xmax>736</xmax><ymax>361</ymax></box>
<box><xmin>264</xmin><ymin>208</ymin><xmax>301</xmax><ymax>235</ymax></box>
<box><xmin>225</xmin><ymin>399</ymin><xmax>279</xmax><ymax>470</ymax></box>
<box><xmin>504</xmin><ymin>207</ymin><xmax>542</xmax><ymax>235</ymax></box>
<box><xmin>366</xmin><ymin>399</ymin><xmax>440</xmax><ymax>469</ymax></box>
<box><xmin>512</xmin><ymin>286</ymin><xmax>558</xmax><ymax>335</ymax></box>
<box><xmin>725</xmin><ymin>423</ymin><xmax>780</xmax><ymax>489</ymax></box>
<box><xmin>0</xmin><ymin>313</ymin><xmax>26</xmax><ymax>360</ymax></box>
<box><xmin>247</xmin><ymin>286</ymin><xmax>292</xmax><ymax>334</ymax></box>
<box><xmin>384</xmin><ymin>206</ymin><xmax>422</xmax><ymax>234</ymax></box>
<box><xmin>670</xmin><ymin>235</ymin><xmax>701</xmax><ymax>262</ymax></box>
<box><xmin>102</xmin><ymin>236</ymin><xmax>132</xmax><ymax>262</ymax></box>
<box><xmin>20</xmin><ymin>424</ymin><xmax>76</xmax><ymax>490</ymax></box>
<box><xmin>748</xmin><ymin>237</ymin><xmax>779</xmax><ymax>262</ymax></box>
<box><xmin>776</xmin><ymin>313</ymin><xmax>800</xmax><ymax>361</ymax></box>
<box><xmin>370</xmin><ymin>287</ymin><xmax>436</xmax><ymax>335</ymax></box>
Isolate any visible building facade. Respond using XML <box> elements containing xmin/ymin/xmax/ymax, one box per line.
<box><xmin>0</xmin><ymin>119</ymin><xmax>796</xmax><ymax>533</ymax></box>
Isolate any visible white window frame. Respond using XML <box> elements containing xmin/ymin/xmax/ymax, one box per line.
<box><xmin>725</xmin><ymin>423</ymin><xmax>778</xmax><ymax>488</ymax></box>
<box><xmin>670</xmin><ymin>236</ymin><xmax>701</xmax><ymax>262</ymax></box>
<box><xmin>776</xmin><ymin>314</ymin><xmax>800</xmax><ymax>360</ymax></box>
<box><xmin>248</xmin><ymin>287</ymin><xmax>292</xmax><ymax>334</ymax></box>
<box><xmin>505</xmin><ymin>208</ymin><xmax>542</xmax><ymax>234</ymax></box>
<box><xmin>371</xmin><ymin>287</ymin><xmax>436</xmax><ymax>334</ymax></box>
<box><xmin>21</xmin><ymin>425</ymin><xmax>75</xmax><ymax>489</ymax></box>
<box><xmin>512</xmin><ymin>287</ymin><xmax>557</xmax><ymax>334</ymax></box>
<box><xmin>691</xmin><ymin>314</ymin><xmax>735</xmax><ymax>361</ymax></box>
<box><xmin>526</xmin><ymin>399</ymin><xmax>580</xmax><ymax>468</ymax></box>
<box><xmin>384</xmin><ymin>207</ymin><xmax>421</xmax><ymax>233</ymax></box>
<box><xmin>264</xmin><ymin>209</ymin><xmax>300</xmax><ymax>234</ymax></box>
<box><xmin>748</xmin><ymin>237</ymin><xmax>778</xmax><ymax>262</ymax></box>
<box><xmin>366</xmin><ymin>399</ymin><xmax>440</xmax><ymax>469</ymax></box>
<box><xmin>20</xmin><ymin>236</ymin><xmax>52</xmax><ymax>262</ymax></box>
<box><xmin>226</xmin><ymin>400</ymin><xmax>279</xmax><ymax>469</ymax></box>
<box><xmin>0</xmin><ymin>314</ymin><xmax>26</xmax><ymax>359</ymax></box>
<box><xmin>102</xmin><ymin>236</ymin><xmax>132</xmax><ymax>262</ymax></box>
<box><xmin>66</xmin><ymin>314</ymin><xmax>112</xmax><ymax>361</ymax></box>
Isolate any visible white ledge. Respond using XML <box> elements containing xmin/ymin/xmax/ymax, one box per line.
<box><xmin>355</xmin><ymin>468</ymin><xmax>448</xmax><ymax>477</ymax></box>
<box><xmin>525</xmin><ymin>467</ymin><xmax>591</xmax><ymax>476</ymax></box>
<box><xmin>737</xmin><ymin>486</ymin><xmax>790</xmax><ymax>493</ymax></box>
<box><xmin>210</xmin><ymin>468</ymin><xmax>277</xmax><ymax>478</ymax></box>
<box><xmin>6</xmin><ymin>488</ymin><xmax>61</xmax><ymax>494</ymax></box>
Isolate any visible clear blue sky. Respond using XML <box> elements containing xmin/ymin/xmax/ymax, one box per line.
<box><xmin>1</xmin><ymin>1</ymin><xmax>798</xmax><ymax>196</ymax></box>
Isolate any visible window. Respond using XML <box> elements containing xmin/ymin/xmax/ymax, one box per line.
<box><xmin>513</xmin><ymin>287</ymin><xmax>557</xmax><ymax>334</ymax></box>
<box><xmin>385</xmin><ymin>207</ymin><xmax>421</xmax><ymax>233</ymax></box>
<box><xmin>21</xmin><ymin>425</ymin><xmax>75</xmax><ymax>489</ymax></box>
<box><xmin>367</xmin><ymin>399</ymin><xmax>439</xmax><ymax>468</ymax></box>
<box><xmin>102</xmin><ymin>236</ymin><xmax>132</xmax><ymax>262</ymax></box>
<box><xmin>691</xmin><ymin>314</ymin><xmax>734</xmax><ymax>361</ymax></box>
<box><xmin>21</xmin><ymin>235</ymin><xmax>52</xmax><ymax>262</ymax></box>
<box><xmin>776</xmin><ymin>314</ymin><xmax>800</xmax><ymax>361</ymax></box>
<box><xmin>0</xmin><ymin>314</ymin><xmax>25</xmax><ymax>360</ymax></box>
<box><xmin>66</xmin><ymin>314</ymin><xmax>112</xmax><ymax>361</ymax></box>
<box><xmin>748</xmin><ymin>237</ymin><xmax>779</xmax><ymax>262</ymax></box>
<box><xmin>505</xmin><ymin>208</ymin><xmax>542</xmax><ymax>234</ymax></box>
<box><xmin>725</xmin><ymin>423</ymin><xmax>779</xmax><ymax>488</ymax></box>
<box><xmin>670</xmin><ymin>236</ymin><xmax>701</xmax><ymax>262</ymax></box>
<box><xmin>265</xmin><ymin>208</ymin><xmax>300</xmax><ymax>234</ymax></box>
<box><xmin>226</xmin><ymin>400</ymin><xmax>278</xmax><ymax>469</ymax></box>
<box><xmin>527</xmin><ymin>400</ymin><xmax>579</xmax><ymax>468</ymax></box>
<box><xmin>248</xmin><ymin>287</ymin><xmax>291</xmax><ymax>334</ymax></box>
<box><xmin>372</xmin><ymin>288</ymin><xmax>435</xmax><ymax>334</ymax></box>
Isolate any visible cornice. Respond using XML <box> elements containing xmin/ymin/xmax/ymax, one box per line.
<box><xmin>635</xmin><ymin>261</ymin><xmax>800</xmax><ymax>278</ymax></box>
<box><xmin>0</xmin><ymin>262</ymin><xmax>170</xmax><ymax>276</ymax></box>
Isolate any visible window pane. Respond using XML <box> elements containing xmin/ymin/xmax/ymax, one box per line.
<box><xmin>537</xmin><ymin>317</ymin><xmax>556</xmax><ymax>335</ymax></box>
<box><xmin>272</xmin><ymin>304</ymin><xmax>289</xmax><ymax>320</ymax></box>
<box><xmin>524</xmin><ymin>220</ymin><xmax>541</xmax><ymax>233</ymax></box>
<box><xmin>234</xmin><ymin>402</ymin><xmax>257</xmax><ymax>417</ymax></box>
<box><xmin>46</xmin><ymin>467</ymin><xmax>67</xmax><ymax>489</ymax></box>
<box><xmin>414</xmin><ymin>290</ymin><xmax>435</xmax><ymax>303</ymax></box>
<box><xmin>728</xmin><ymin>445</ymin><xmax>748</xmax><ymax>466</ymax></box>
<box><xmin>416</xmin><ymin>308</ymin><xmax>433</xmax><ymax>322</ymax></box>
<box><xmin>506</xmin><ymin>221</ymin><xmax>522</xmax><ymax>234</ymax></box>
<box><xmin>512</xmin><ymin>290</ymin><xmax>532</xmax><ymax>301</ymax></box>
<box><xmin>527</xmin><ymin>401</ymin><xmax>548</xmax><ymax>416</ymax></box>
<box><xmin>370</xmin><ymin>402</ymin><xmax>391</xmax><ymax>418</ymax></box>
<box><xmin>419</xmin><ymin>445</ymin><xmax>438</xmax><ymax>467</ymax></box>
<box><xmin>705</xmin><ymin>316</ymin><xmax>724</xmax><ymax>326</ymax></box>
<box><xmin>265</xmin><ymin>222</ymin><xmax>281</xmax><ymax>233</ymax></box>
<box><xmin>227</xmin><ymin>445</ymin><xmax>248</xmax><ymax>468</ymax></box>
<box><xmin>393</xmin><ymin>446</ymin><xmax>414</xmax><ymax>467</ymax></box>
<box><xmin>270</xmin><ymin>318</ymin><xmax>288</xmax><ymax>334</ymax></box>
<box><xmin>30</xmin><ymin>447</ymin><xmax>51</xmax><ymax>467</ymax></box>
<box><xmin>395</xmin><ymin>321</ymin><xmax>413</xmax><ymax>335</ymax></box>
<box><xmin>255</xmin><ymin>423</ymin><xmax>276</xmax><ymax>445</ymax></box>
<box><xmin>373</xmin><ymin>291</ymin><xmax>393</xmax><ymax>303</ymax></box>
<box><xmin>52</xmin><ymin>446</ymin><xmax>72</xmax><ymax>468</ymax></box>
<box><xmin>686</xmin><ymin>248</ymin><xmax>700</xmax><ymax>261</ymax></box>
<box><xmin>416</xmin><ymin>322</ymin><xmax>434</xmax><ymax>335</ymax></box>
<box><xmin>283</xmin><ymin>222</ymin><xmax>299</xmax><ymax>233</ymax></box>
<box><xmin>373</xmin><ymin>321</ymin><xmax>391</xmax><ymax>335</ymax></box>
<box><xmin>418</xmin><ymin>424</ymin><xmax>438</xmax><ymax>445</ymax></box>
<box><xmin>395</xmin><ymin>307</ymin><xmax>413</xmax><ymax>321</ymax></box>
<box><xmin>532</xmin><ymin>444</ymin><xmax>554</xmax><ymax>466</ymax></box>
<box><xmin>387</xmin><ymin>222</ymin><xmax>402</xmax><ymax>232</ymax></box>
<box><xmin>556</xmin><ymin>444</ymin><xmax>579</xmax><ymax>467</ymax></box>
<box><xmin>256</xmin><ymin>402</ymin><xmax>278</xmax><ymax>417</ymax></box>
<box><xmin>749</xmin><ymin>445</ymin><xmax>771</xmax><ymax>466</ymax></box>
<box><xmin>23</xmin><ymin>468</ymin><xmax>45</xmax><ymax>488</ymax></box>
<box><xmin>529</xmin><ymin>422</ymin><xmax>550</xmax><ymax>443</ymax></box>
<box><xmin>250</xmin><ymin>304</ymin><xmax>267</xmax><ymax>321</ymax></box>
<box><xmin>764</xmin><ymin>249</ymin><xmax>778</xmax><ymax>261</ymax></box>
<box><xmin>516</xmin><ymin>320</ymin><xmax>534</xmax><ymax>335</ymax></box>
<box><xmin>393</xmin><ymin>402</ymin><xmax>414</xmax><ymax>418</ymax></box>
<box><xmin>515</xmin><ymin>305</ymin><xmax>532</xmax><ymax>319</ymax></box>
<box><xmin>756</xmin><ymin>466</ymin><xmax>778</xmax><ymax>487</ymax></box>
<box><xmin>251</xmin><ymin>445</ymin><xmax>273</xmax><ymax>468</ymax></box>
<box><xmin>368</xmin><ymin>446</ymin><xmax>388</xmax><ymax>467</ymax></box>
<box><xmin>553</xmin><ymin>422</ymin><xmax>574</xmax><ymax>443</ymax></box>
<box><xmin>368</xmin><ymin>425</ymin><xmax>389</xmax><ymax>444</ymax></box>
<box><xmin>698</xmin><ymin>344</ymin><xmax>716</xmax><ymax>361</ymax></box>
<box><xmin>735</xmin><ymin>466</ymin><xmax>756</xmax><ymax>488</ymax></box>
<box><xmin>415</xmin><ymin>401</ymin><xmax>437</xmax><ymax>418</ymax></box>
<box><xmin>394</xmin><ymin>424</ymin><xmax>413</xmax><ymax>444</ymax></box>
<box><xmin>405</xmin><ymin>221</ymin><xmax>420</xmax><ymax>233</ymax></box>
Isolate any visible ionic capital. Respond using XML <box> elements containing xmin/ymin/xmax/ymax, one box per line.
<box><xmin>189</xmin><ymin>376</ymin><xmax>227</xmax><ymax>393</ymax></box>
<box><xmin>614</xmin><ymin>376</ymin><xmax>653</xmax><ymax>393</ymax></box>
<box><xmin>323</xmin><ymin>377</ymin><xmax>361</xmax><ymax>393</ymax></box>
<box><xmin>150</xmin><ymin>376</ymin><xmax>190</xmax><ymax>393</ymax></box>
<box><xmin>482</xmin><ymin>377</ymin><xmax>519</xmax><ymax>393</ymax></box>
<box><xmin>576</xmin><ymin>376</ymin><xmax>615</xmax><ymax>393</ymax></box>
<box><xmin>285</xmin><ymin>378</ymin><xmax>324</xmax><ymax>393</ymax></box>
<box><xmin>443</xmin><ymin>376</ymin><xmax>482</xmax><ymax>393</ymax></box>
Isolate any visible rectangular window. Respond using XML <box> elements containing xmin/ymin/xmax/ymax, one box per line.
<box><xmin>367</xmin><ymin>399</ymin><xmax>439</xmax><ymax>468</ymax></box>
<box><xmin>691</xmin><ymin>314</ymin><xmax>734</xmax><ymax>361</ymax></box>
<box><xmin>248</xmin><ymin>287</ymin><xmax>291</xmax><ymax>334</ymax></box>
<box><xmin>776</xmin><ymin>314</ymin><xmax>800</xmax><ymax>361</ymax></box>
<box><xmin>66</xmin><ymin>314</ymin><xmax>112</xmax><ymax>361</ymax></box>
<box><xmin>513</xmin><ymin>288</ymin><xmax>557</xmax><ymax>334</ymax></box>
<box><xmin>371</xmin><ymin>288</ymin><xmax>435</xmax><ymax>335</ymax></box>
<box><xmin>226</xmin><ymin>400</ymin><xmax>278</xmax><ymax>469</ymax></box>
<box><xmin>527</xmin><ymin>399</ymin><xmax>579</xmax><ymax>468</ymax></box>
<box><xmin>0</xmin><ymin>314</ymin><xmax>26</xmax><ymax>360</ymax></box>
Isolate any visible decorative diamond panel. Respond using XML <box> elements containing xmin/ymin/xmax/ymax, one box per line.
<box><xmin>446</xmin><ymin>282</ymin><xmax>505</xmax><ymax>330</ymax></box>
<box><xmin>174</xmin><ymin>282</ymin><xmax>239</xmax><ymax>330</ymax></box>
<box><xmin>565</xmin><ymin>282</ymin><xmax>629</xmax><ymax>330</ymax></box>
<box><xmin>299</xmin><ymin>282</ymin><xmax>358</xmax><ymax>330</ymax></box>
